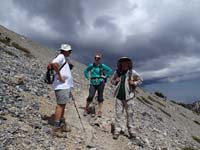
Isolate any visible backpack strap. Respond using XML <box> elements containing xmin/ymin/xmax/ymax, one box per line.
<box><xmin>128</xmin><ymin>69</ymin><xmax>137</xmax><ymax>95</ymax></box>
<box><xmin>57</xmin><ymin>54</ymin><xmax>67</xmax><ymax>71</ymax></box>
<box><xmin>128</xmin><ymin>69</ymin><xmax>132</xmax><ymax>80</ymax></box>
<box><xmin>59</xmin><ymin>60</ymin><xmax>67</xmax><ymax>71</ymax></box>
<box><xmin>93</xmin><ymin>63</ymin><xmax>103</xmax><ymax>76</ymax></box>
<box><xmin>99</xmin><ymin>64</ymin><xmax>103</xmax><ymax>76</ymax></box>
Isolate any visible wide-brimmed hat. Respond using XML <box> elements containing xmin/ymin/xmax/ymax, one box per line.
<box><xmin>117</xmin><ymin>57</ymin><xmax>133</xmax><ymax>70</ymax></box>
<box><xmin>60</xmin><ymin>44</ymin><xmax>72</xmax><ymax>51</ymax></box>
<box><xmin>118</xmin><ymin>57</ymin><xmax>132</xmax><ymax>62</ymax></box>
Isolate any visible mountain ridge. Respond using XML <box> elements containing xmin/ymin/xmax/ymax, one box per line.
<box><xmin>0</xmin><ymin>25</ymin><xmax>200</xmax><ymax>150</ymax></box>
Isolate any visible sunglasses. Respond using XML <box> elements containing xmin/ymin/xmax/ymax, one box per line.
<box><xmin>95</xmin><ymin>57</ymin><xmax>101</xmax><ymax>60</ymax></box>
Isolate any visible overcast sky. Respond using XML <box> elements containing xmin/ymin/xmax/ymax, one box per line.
<box><xmin>0</xmin><ymin>0</ymin><xmax>200</xmax><ymax>103</ymax></box>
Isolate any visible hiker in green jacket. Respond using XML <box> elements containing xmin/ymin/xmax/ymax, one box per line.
<box><xmin>84</xmin><ymin>53</ymin><xmax>112</xmax><ymax>117</ymax></box>
<box><xmin>111</xmin><ymin>57</ymin><xmax>144</xmax><ymax>146</ymax></box>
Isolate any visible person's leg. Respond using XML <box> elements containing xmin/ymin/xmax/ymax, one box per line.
<box><xmin>54</xmin><ymin>89</ymin><xmax>70</xmax><ymax>128</ymax></box>
<box><xmin>60</xmin><ymin>104</ymin><xmax>66</xmax><ymax>126</ymax></box>
<box><xmin>125</xmin><ymin>99</ymin><xmax>136</xmax><ymax>137</ymax></box>
<box><xmin>84</xmin><ymin>85</ymin><xmax>96</xmax><ymax>115</ymax></box>
<box><xmin>54</xmin><ymin>104</ymin><xmax>65</xmax><ymax>127</ymax></box>
<box><xmin>113</xmin><ymin>99</ymin><xmax>125</xmax><ymax>139</ymax></box>
<box><xmin>97</xmin><ymin>82</ymin><xmax>105</xmax><ymax>117</ymax></box>
<box><xmin>125</xmin><ymin>99</ymin><xmax>145</xmax><ymax>146</ymax></box>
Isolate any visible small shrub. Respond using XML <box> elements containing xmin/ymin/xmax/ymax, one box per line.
<box><xmin>11</xmin><ymin>42</ymin><xmax>32</xmax><ymax>57</ymax></box>
<box><xmin>141</xmin><ymin>96</ymin><xmax>153</xmax><ymax>105</ymax></box>
<box><xmin>0</xmin><ymin>36</ymin><xmax>11</xmax><ymax>45</ymax></box>
<box><xmin>4</xmin><ymin>49</ymin><xmax>18</xmax><ymax>57</ymax></box>
<box><xmin>136</xmin><ymin>96</ymin><xmax>146</xmax><ymax>105</ymax></box>
<box><xmin>180</xmin><ymin>113</ymin><xmax>187</xmax><ymax>118</ymax></box>
<box><xmin>136</xmin><ymin>96</ymin><xmax>157</xmax><ymax>112</ymax></box>
<box><xmin>148</xmin><ymin>96</ymin><xmax>166</xmax><ymax>107</ymax></box>
<box><xmin>171</xmin><ymin>100</ymin><xmax>177</xmax><ymax>104</ymax></box>
<box><xmin>192</xmin><ymin>136</ymin><xmax>200</xmax><ymax>144</ymax></box>
<box><xmin>5</xmin><ymin>37</ymin><xmax>11</xmax><ymax>43</ymax></box>
<box><xmin>182</xmin><ymin>146</ymin><xmax>197</xmax><ymax>150</ymax></box>
<box><xmin>158</xmin><ymin>107</ymin><xmax>171</xmax><ymax>117</ymax></box>
<box><xmin>155</xmin><ymin>91</ymin><xmax>167</xmax><ymax>99</ymax></box>
<box><xmin>193</xmin><ymin>120</ymin><xmax>200</xmax><ymax>126</ymax></box>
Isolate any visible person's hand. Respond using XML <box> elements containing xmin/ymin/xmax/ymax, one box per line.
<box><xmin>128</xmin><ymin>80</ymin><xmax>136</xmax><ymax>86</ymax></box>
<box><xmin>116</xmin><ymin>77</ymin><xmax>120</xmax><ymax>82</ymax></box>
<box><xmin>58</xmin><ymin>75</ymin><xmax>65</xmax><ymax>83</ymax></box>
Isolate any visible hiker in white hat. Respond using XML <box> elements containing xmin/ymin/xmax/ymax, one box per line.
<box><xmin>51</xmin><ymin>43</ymin><xmax>73</xmax><ymax>136</ymax></box>
<box><xmin>111</xmin><ymin>57</ymin><xmax>144</xmax><ymax>146</ymax></box>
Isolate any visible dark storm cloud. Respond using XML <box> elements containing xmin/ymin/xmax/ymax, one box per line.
<box><xmin>1</xmin><ymin>0</ymin><xmax>200</xmax><ymax>85</ymax></box>
<box><xmin>12</xmin><ymin>0</ymin><xmax>85</xmax><ymax>44</ymax></box>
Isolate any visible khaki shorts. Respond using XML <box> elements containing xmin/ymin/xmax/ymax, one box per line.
<box><xmin>55</xmin><ymin>89</ymin><xmax>71</xmax><ymax>104</ymax></box>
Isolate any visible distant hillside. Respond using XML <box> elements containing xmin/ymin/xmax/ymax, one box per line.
<box><xmin>173</xmin><ymin>100</ymin><xmax>200</xmax><ymax>115</ymax></box>
<box><xmin>0</xmin><ymin>25</ymin><xmax>200</xmax><ymax>150</ymax></box>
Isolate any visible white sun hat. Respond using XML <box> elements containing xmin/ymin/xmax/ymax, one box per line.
<box><xmin>60</xmin><ymin>44</ymin><xmax>72</xmax><ymax>51</ymax></box>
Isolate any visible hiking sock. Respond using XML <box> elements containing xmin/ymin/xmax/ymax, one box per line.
<box><xmin>54</xmin><ymin>121</ymin><xmax>60</xmax><ymax>128</ymax></box>
<box><xmin>60</xmin><ymin>118</ymin><xmax>65</xmax><ymax>126</ymax></box>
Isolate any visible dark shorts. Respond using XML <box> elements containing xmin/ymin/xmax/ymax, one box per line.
<box><xmin>87</xmin><ymin>82</ymin><xmax>105</xmax><ymax>103</ymax></box>
<box><xmin>55</xmin><ymin>89</ymin><xmax>71</xmax><ymax>104</ymax></box>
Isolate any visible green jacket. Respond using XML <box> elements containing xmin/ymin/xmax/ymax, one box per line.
<box><xmin>84</xmin><ymin>63</ymin><xmax>112</xmax><ymax>85</ymax></box>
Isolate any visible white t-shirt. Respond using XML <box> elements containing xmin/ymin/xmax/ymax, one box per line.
<box><xmin>52</xmin><ymin>54</ymin><xmax>74</xmax><ymax>90</ymax></box>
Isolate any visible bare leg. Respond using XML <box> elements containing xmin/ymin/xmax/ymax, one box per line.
<box><xmin>98</xmin><ymin>102</ymin><xmax>103</xmax><ymax>112</ymax></box>
<box><xmin>54</xmin><ymin>104</ymin><xmax>66</xmax><ymax>122</ymax></box>
<box><xmin>60</xmin><ymin>104</ymin><xmax>66</xmax><ymax>119</ymax></box>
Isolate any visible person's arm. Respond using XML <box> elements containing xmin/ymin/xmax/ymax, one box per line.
<box><xmin>84</xmin><ymin>64</ymin><xmax>93</xmax><ymax>79</ymax></box>
<box><xmin>129</xmin><ymin>70</ymin><xmax>143</xmax><ymax>86</ymax></box>
<box><xmin>52</xmin><ymin>63</ymin><xmax>65</xmax><ymax>83</ymax></box>
<box><xmin>111</xmin><ymin>71</ymin><xmax>120</xmax><ymax>85</ymax></box>
<box><xmin>102</xmin><ymin>64</ymin><xmax>112</xmax><ymax>78</ymax></box>
<box><xmin>52</xmin><ymin>54</ymin><xmax>65</xmax><ymax>83</ymax></box>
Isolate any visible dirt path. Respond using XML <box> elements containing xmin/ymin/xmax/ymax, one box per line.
<box><xmin>39</xmin><ymin>87</ymin><xmax>140</xmax><ymax>150</ymax></box>
<box><xmin>67</xmin><ymin>90</ymin><xmax>138</xmax><ymax>150</ymax></box>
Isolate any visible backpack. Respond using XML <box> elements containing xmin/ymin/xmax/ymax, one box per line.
<box><xmin>92</xmin><ymin>63</ymin><xmax>107</xmax><ymax>82</ymax></box>
<box><xmin>44</xmin><ymin>61</ymin><xmax>67</xmax><ymax>84</ymax></box>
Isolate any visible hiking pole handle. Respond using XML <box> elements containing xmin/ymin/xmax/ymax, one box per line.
<box><xmin>71</xmin><ymin>92</ymin><xmax>86</xmax><ymax>132</ymax></box>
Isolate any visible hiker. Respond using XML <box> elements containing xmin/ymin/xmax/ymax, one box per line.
<box><xmin>51</xmin><ymin>44</ymin><xmax>73</xmax><ymax>135</ymax></box>
<box><xmin>111</xmin><ymin>57</ymin><xmax>143</xmax><ymax>144</ymax></box>
<box><xmin>84</xmin><ymin>53</ymin><xmax>112</xmax><ymax>117</ymax></box>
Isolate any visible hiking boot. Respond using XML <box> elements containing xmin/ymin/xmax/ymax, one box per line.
<box><xmin>91</xmin><ymin>113</ymin><xmax>95</xmax><ymax>117</ymax></box>
<box><xmin>52</xmin><ymin>127</ymin><xmax>63</xmax><ymax>137</ymax></box>
<box><xmin>60</xmin><ymin>124</ymin><xmax>71</xmax><ymax>132</ymax></box>
<box><xmin>83</xmin><ymin>108</ymin><xmax>89</xmax><ymax>116</ymax></box>
<box><xmin>90</xmin><ymin>106</ymin><xmax>96</xmax><ymax>117</ymax></box>
<box><xmin>130</xmin><ymin>135</ymin><xmax>145</xmax><ymax>147</ymax></box>
<box><xmin>97</xmin><ymin>111</ymin><xmax>102</xmax><ymax>118</ymax></box>
<box><xmin>113</xmin><ymin>133</ymin><xmax>120</xmax><ymax>140</ymax></box>
<box><xmin>120</xmin><ymin>130</ymin><xmax>126</xmax><ymax>135</ymax></box>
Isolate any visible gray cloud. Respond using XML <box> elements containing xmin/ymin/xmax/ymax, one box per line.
<box><xmin>1</xmin><ymin>0</ymin><xmax>200</xmax><ymax>85</ymax></box>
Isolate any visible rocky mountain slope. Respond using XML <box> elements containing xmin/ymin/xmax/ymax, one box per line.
<box><xmin>173</xmin><ymin>101</ymin><xmax>200</xmax><ymax>115</ymax></box>
<box><xmin>0</xmin><ymin>25</ymin><xmax>200</xmax><ymax>150</ymax></box>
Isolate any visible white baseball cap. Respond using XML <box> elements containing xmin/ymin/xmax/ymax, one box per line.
<box><xmin>60</xmin><ymin>44</ymin><xmax>72</xmax><ymax>51</ymax></box>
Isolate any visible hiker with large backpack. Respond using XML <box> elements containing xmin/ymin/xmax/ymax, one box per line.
<box><xmin>50</xmin><ymin>44</ymin><xmax>73</xmax><ymax>136</ymax></box>
<box><xmin>84</xmin><ymin>53</ymin><xmax>112</xmax><ymax>117</ymax></box>
<box><xmin>111</xmin><ymin>57</ymin><xmax>143</xmax><ymax>145</ymax></box>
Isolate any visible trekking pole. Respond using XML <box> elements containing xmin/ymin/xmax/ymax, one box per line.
<box><xmin>71</xmin><ymin>93</ymin><xmax>86</xmax><ymax>133</ymax></box>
